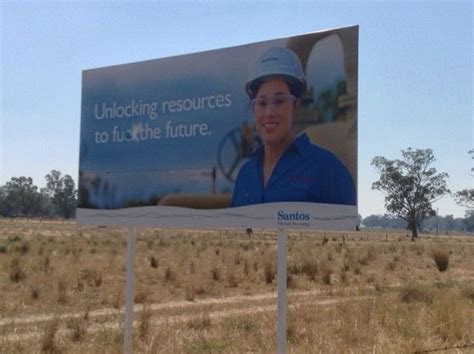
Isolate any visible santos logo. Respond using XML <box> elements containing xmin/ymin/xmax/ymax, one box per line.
<box><xmin>277</xmin><ymin>210</ymin><xmax>310</xmax><ymax>221</ymax></box>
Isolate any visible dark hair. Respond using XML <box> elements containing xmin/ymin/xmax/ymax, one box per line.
<box><xmin>249</xmin><ymin>75</ymin><xmax>305</xmax><ymax>99</ymax></box>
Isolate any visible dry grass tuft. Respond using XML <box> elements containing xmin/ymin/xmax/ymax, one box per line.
<box><xmin>94</xmin><ymin>274</ymin><xmax>103</xmax><ymax>287</ymax></box>
<box><xmin>335</xmin><ymin>298</ymin><xmax>375</xmax><ymax>348</ymax></box>
<box><xmin>225</xmin><ymin>317</ymin><xmax>257</xmax><ymax>333</ymax></box>
<box><xmin>243</xmin><ymin>259</ymin><xmax>249</xmax><ymax>276</ymax></box>
<box><xmin>233</xmin><ymin>251</ymin><xmax>242</xmax><ymax>265</ymax></box>
<box><xmin>30</xmin><ymin>285</ymin><xmax>40</xmax><ymax>300</ymax></box>
<box><xmin>80</xmin><ymin>268</ymin><xmax>102</xmax><ymax>287</ymax></box>
<box><xmin>287</xmin><ymin>320</ymin><xmax>298</xmax><ymax>344</ymax></box>
<box><xmin>57</xmin><ymin>279</ymin><xmax>68</xmax><ymax>305</ymax></box>
<box><xmin>386</xmin><ymin>260</ymin><xmax>397</xmax><ymax>271</ymax></box>
<box><xmin>9</xmin><ymin>258</ymin><xmax>26</xmax><ymax>282</ymax></box>
<box><xmin>432</xmin><ymin>292</ymin><xmax>470</xmax><ymax>341</ymax></box>
<box><xmin>8</xmin><ymin>234</ymin><xmax>22</xmax><ymax>243</ymax></box>
<box><xmin>287</xmin><ymin>262</ymin><xmax>301</xmax><ymax>276</ymax></box>
<box><xmin>414</xmin><ymin>244</ymin><xmax>425</xmax><ymax>256</ymax></box>
<box><xmin>432</xmin><ymin>249</ymin><xmax>449</xmax><ymax>272</ymax></box>
<box><xmin>321</xmin><ymin>265</ymin><xmax>333</xmax><ymax>285</ymax></box>
<box><xmin>15</xmin><ymin>241</ymin><xmax>30</xmax><ymax>255</ymax></box>
<box><xmin>194</xmin><ymin>282</ymin><xmax>207</xmax><ymax>294</ymax></box>
<box><xmin>264</xmin><ymin>262</ymin><xmax>275</xmax><ymax>284</ymax></box>
<box><xmin>190</xmin><ymin>339</ymin><xmax>227</xmax><ymax>352</ymax></box>
<box><xmin>287</xmin><ymin>273</ymin><xmax>295</xmax><ymax>288</ymax></box>
<box><xmin>138</xmin><ymin>306</ymin><xmax>152</xmax><ymax>340</ymax></box>
<box><xmin>211</xmin><ymin>266</ymin><xmax>221</xmax><ymax>281</ymax></box>
<box><xmin>67</xmin><ymin>318</ymin><xmax>86</xmax><ymax>342</ymax></box>
<box><xmin>40</xmin><ymin>255</ymin><xmax>52</xmax><ymax>273</ymax></box>
<box><xmin>185</xmin><ymin>285</ymin><xmax>195</xmax><ymax>301</ymax></box>
<box><xmin>149</xmin><ymin>256</ymin><xmax>159</xmax><ymax>269</ymax></box>
<box><xmin>339</xmin><ymin>268</ymin><xmax>348</xmax><ymax>284</ymax></box>
<box><xmin>399</xmin><ymin>282</ymin><xmax>434</xmax><ymax>304</ymax></box>
<box><xmin>111</xmin><ymin>289</ymin><xmax>123</xmax><ymax>309</ymax></box>
<box><xmin>302</xmin><ymin>258</ymin><xmax>318</xmax><ymax>281</ymax></box>
<box><xmin>358</xmin><ymin>247</ymin><xmax>376</xmax><ymax>266</ymax></box>
<box><xmin>76</xmin><ymin>280</ymin><xmax>85</xmax><ymax>292</ymax></box>
<box><xmin>187</xmin><ymin>314</ymin><xmax>212</xmax><ymax>330</ymax></box>
<box><xmin>226</xmin><ymin>270</ymin><xmax>239</xmax><ymax>288</ymax></box>
<box><xmin>461</xmin><ymin>284</ymin><xmax>474</xmax><ymax>300</ymax></box>
<box><xmin>134</xmin><ymin>290</ymin><xmax>148</xmax><ymax>304</ymax></box>
<box><xmin>41</xmin><ymin>318</ymin><xmax>59</xmax><ymax>353</ymax></box>
<box><xmin>164</xmin><ymin>266</ymin><xmax>175</xmax><ymax>281</ymax></box>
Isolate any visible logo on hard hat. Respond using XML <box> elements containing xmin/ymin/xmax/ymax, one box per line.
<box><xmin>246</xmin><ymin>47</ymin><xmax>306</xmax><ymax>98</ymax></box>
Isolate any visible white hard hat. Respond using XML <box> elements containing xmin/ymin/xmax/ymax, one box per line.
<box><xmin>246</xmin><ymin>47</ymin><xmax>306</xmax><ymax>98</ymax></box>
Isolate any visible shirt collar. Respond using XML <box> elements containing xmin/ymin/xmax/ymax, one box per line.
<box><xmin>293</xmin><ymin>133</ymin><xmax>312</xmax><ymax>158</ymax></box>
<box><xmin>255</xmin><ymin>132</ymin><xmax>311</xmax><ymax>160</ymax></box>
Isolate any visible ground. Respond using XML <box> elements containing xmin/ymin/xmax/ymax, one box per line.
<box><xmin>0</xmin><ymin>218</ymin><xmax>473</xmax><ymax>353</ymax></box>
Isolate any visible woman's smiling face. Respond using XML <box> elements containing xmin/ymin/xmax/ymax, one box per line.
<box><xmin>252</xmin><ymin>77</ymin><xmax>298</xmax><ymax>149</ymax></box>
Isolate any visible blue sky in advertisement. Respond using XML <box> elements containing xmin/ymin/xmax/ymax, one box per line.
<box><xmin>1</xmin><ymin>1</ymin><xmax>472</xmax><ymax>217</ymax></box>
<box><xmin>79</xmin><ymin>39</ymin><xmax>288</xmax><ymax>208</ymax></box>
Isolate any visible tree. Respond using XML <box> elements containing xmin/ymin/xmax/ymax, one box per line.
<box><xmin>463</xmin><ymin>211</ymin><xmax>474</xmax><ymax>232</ymax></box>
<box><xmin>0</xmin><ymin>185</ymin><xmax>8</xmax><ymax>216</ymax></box>
<box><xmin>371</xmin><ymin>148</ymin><xmax>449</xmax><ymax>239</ymax></box>
<box><xmin>0</xmin><ymin>177</ymin><xmax>44</xmax><ymax>217</ymax></box>
<box><xmin>38</xmin><ymin>188</ymin><xmax>55</xmax><ymax>218</ymax></box>
<box><xmin>454</xmin><ymin>189</ymin><xmax>474</xmax><ymax>209</ymax></box>
<box><xmin>362</xmin><ymin>214</ymin><xmax>406</xmax><ymax>229</ymax></box>
<box><xmin>454</xmin><ymin>149</ymin><xmax>474</xmax><ymax>232</ymax></box>
<box><xmin>454</xmin><ymin>149</ymin><xmax>473</xmax><ymax>209</ymax></box>
<box><xmin>44</xmin><ymin>170</ymin><xmax>77</xmax><ymax>219</ymax></box>
<box><xmin>421</xmin><ymin>214</ymin><xmax>466</xmax><ymax>233</ymax></box>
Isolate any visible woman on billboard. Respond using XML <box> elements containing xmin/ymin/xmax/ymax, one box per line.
<box><xmin>231</xmin><ymin>47</ymin><xmax>356</xmax><ymax>207</ymax></box>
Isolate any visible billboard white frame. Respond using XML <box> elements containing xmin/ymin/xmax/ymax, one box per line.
<box><xmin>78</xmin><ymin>25</ymin><xmax>359</xmax><ymax>230</ymax></box>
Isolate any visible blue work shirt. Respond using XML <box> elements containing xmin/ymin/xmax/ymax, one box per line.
<box><xmin>231</xmin><ymin>133</ymin><xmax>356</xmax><ymax>207</ymax></box>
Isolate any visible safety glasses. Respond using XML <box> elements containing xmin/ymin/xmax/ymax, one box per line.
<box><xmin>251</xmin><ymin>93</ymin><xmax>296</xmax><ymax>113</ymax></box>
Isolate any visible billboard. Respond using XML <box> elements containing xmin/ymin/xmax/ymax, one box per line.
<box><xmin>77</xmin><ymin>25</ymin><xmax>358</xmax><ymax>229</ymax></box>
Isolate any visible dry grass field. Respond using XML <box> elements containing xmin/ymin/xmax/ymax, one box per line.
<box><xmin>0</xmin><ymin>218</ymin><xmax>473</xmax><ymax>353</ymax></box>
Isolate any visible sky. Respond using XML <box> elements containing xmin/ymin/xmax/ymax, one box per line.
<box><xmin>1</xmin><ymin>0</ymin><xmax>472</xmax><ymax>218</ymax></box>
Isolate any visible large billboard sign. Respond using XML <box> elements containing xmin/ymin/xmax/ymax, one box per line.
<box><xmin>77</xmin><ymin>25</ymin><xmax>358</xmax><ymax>229</ymax></box>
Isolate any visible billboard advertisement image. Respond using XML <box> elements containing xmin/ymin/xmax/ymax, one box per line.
<box><xmin>78</xmin><ymin>25</ymin><xmax>358</xmax><ymax>229</ymax></box>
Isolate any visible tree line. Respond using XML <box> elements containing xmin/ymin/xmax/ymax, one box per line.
<box><xmin>0</xmin><ymin>170</ymin><xmax>77</xmax><ymax>219</ymax></box>
<box><xmin>361</xmin><ymin>213</ymin><xmax>473</xmax><ymax>233</ymax></box>
<box><xmin>0</xmin><ymin>149</ymin><xmax>472</xmax><ymax>235</ymax></box>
